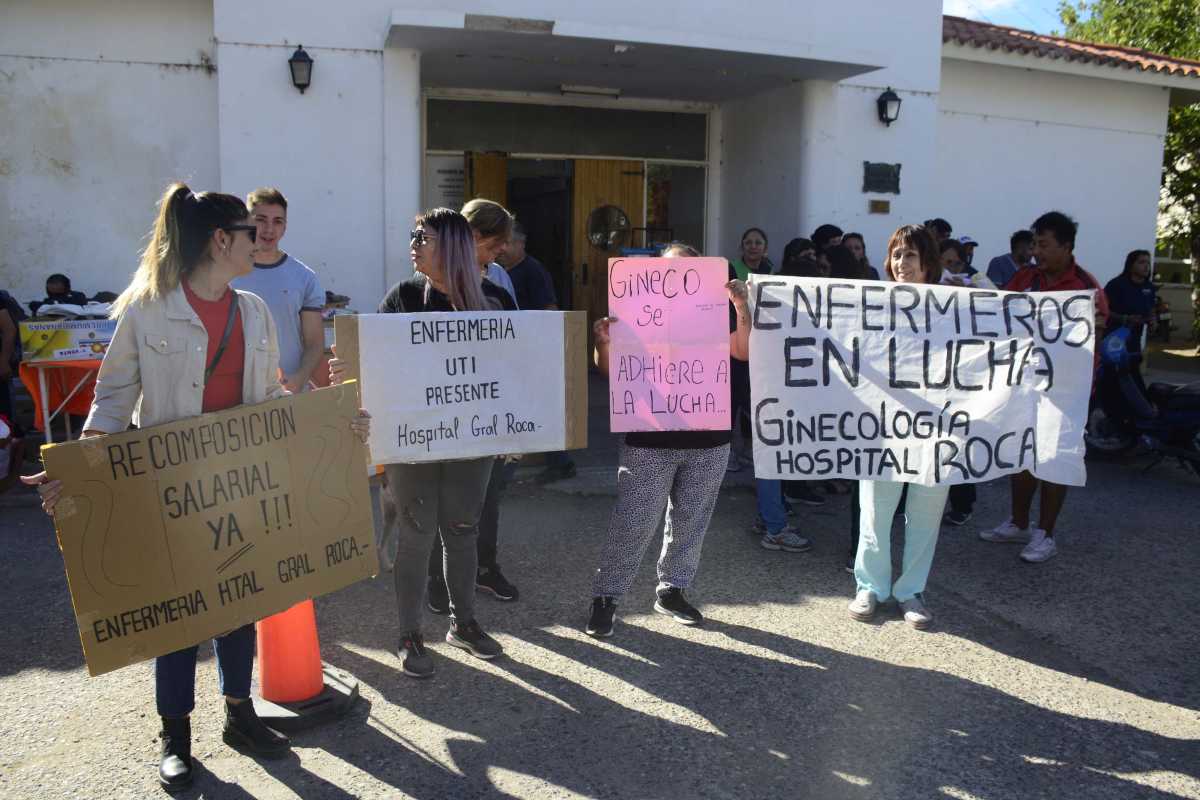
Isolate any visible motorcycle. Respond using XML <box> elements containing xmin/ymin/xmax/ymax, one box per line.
<box><xmin>1085</xmin><ymin>326</ymin><xmax>1200</xmax><ymax>477</ymax></box>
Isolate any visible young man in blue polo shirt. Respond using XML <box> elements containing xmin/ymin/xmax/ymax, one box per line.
<box><xmin>232</xmin><ymin>188</ymin><xmax>325</xmax><ymax>393</ymax></box>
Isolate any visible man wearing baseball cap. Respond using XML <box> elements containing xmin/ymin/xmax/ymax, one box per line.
<box><xmin>959</xmin><ymin>235</ymin><xmax>978</xmax><ymax>266</ymax></box>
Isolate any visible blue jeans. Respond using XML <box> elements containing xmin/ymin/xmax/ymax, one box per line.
<box><xmin>155</xmin><ymin>623</ymin><xmax>255</xmax><ymax>718</ymax></box>
<box><xmin>855</xmin><ymin>481</ymin><xmax>949</xmax><ymax>602</ymax></box>
<box><xmin>756</xmin><ymin>478</ymin><xmax>786</xmax><ymax>535</ymax></box>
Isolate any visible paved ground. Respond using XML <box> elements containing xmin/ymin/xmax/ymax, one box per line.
<box><xmin>1</xmin><ymin>373</ymin><xmax>1198</xmax><ymax>799</ymax></box>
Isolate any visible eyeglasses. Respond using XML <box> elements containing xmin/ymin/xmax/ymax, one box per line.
<box><xmin>224</xmin><ymin>225</ymin><xmax>258</xmax><ymax>243</ymax></box>
<box><xmin>410</xmin><ymin>229</ymin><xmax>438</xmax><ymax>248</ymax></box>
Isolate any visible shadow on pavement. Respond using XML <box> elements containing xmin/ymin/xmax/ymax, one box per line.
<box><xmin>314</xmin><ymin>616</ymin><xmax>1194</xmax><ymax>800</ymax></box>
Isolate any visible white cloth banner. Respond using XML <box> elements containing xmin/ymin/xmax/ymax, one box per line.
<box><xmin>357</xmin><ymin>311</ymin><xmax>568</xmax><ymax>463</ymax></box>
<box><xmin>748</xmin><ymin>277</ymin><xmax>1097</xmax><ymax>486</ymax></box>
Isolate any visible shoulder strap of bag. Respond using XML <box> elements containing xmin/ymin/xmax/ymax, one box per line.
<box><xmin>205</xmin><ymin>291</ymin><xmax>240</xmax><ymax>382</ymax></box>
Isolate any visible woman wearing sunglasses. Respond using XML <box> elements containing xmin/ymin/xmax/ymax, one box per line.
<box><xmin>331</xmin><ymin>207</ymin><xmax>513</xmax><ymax>680</ymax></box>
<box><xmin>23</xmin><ymin>182</ymin><xmax>371</xmax><ymax>791</ymax></box>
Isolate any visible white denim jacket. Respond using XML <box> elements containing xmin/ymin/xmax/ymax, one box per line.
<box><xmin>83</xmin><ymin>283</ymin><xmax>285</xmax><ymax>433</ymax></box>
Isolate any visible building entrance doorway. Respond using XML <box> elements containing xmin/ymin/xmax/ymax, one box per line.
<box><xmin>463</xmin><ymin>154</ymin><xmax>648</xmax><ymax>337</ymax></box>
<box><xmin>428</xmin><ymin>96</ymin><xmax>709</xmax><ymax>330</ymax></box>
<box><xmin>505</xmin><ymin>159</ymin><xmax>573</xmax><ymax>310</ymax></box>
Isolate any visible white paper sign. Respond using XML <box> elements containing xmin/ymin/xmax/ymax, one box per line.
<box><xmin>356</xmin><ymin>311</ymin><xmax>570</xmax><ymax>463</ymax></box>
<box><xmin>749</xmin><ymin>277</ymin><xmax>1097</xmax><ymax>487</ymax></box>
<box><xmin>423</xmin><ymin>154</ymin><xmax>466</xmax><ymax>212</ymax></box>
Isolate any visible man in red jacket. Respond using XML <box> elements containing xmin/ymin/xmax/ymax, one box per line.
<box><xmin>979</xmin><ymin>211</ymin><xmax>1109</xmax><ymax>564</ymax></box>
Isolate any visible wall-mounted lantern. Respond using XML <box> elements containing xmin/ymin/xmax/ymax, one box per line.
<box><xmin>876</xmin><ymin>87</ymin><xmax>901</xmax><ymax>126</ymax></box>
<box><xmin>289</xmin><ymin>45</ymin><xmax>313</xmax><ymax>94</ymax></box>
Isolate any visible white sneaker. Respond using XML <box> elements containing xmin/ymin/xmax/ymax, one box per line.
<box><xmin>1020</xmin><ymin>528</ymin><xmax>1058</xmax><ymax>563</ymax></box>
<box><xmin>900</xmin><ymin>595</ymin><xmax>934</xmax><ymax>630</ymax></box>
<box><xmin>979</xmin><ymin>518</ymin><xmax>1032</xmax><ymax>544</ymax></box>
<box><xmin>848</xmin><ymin>590</ymin><xmax>877</xmax><ymax>622</ymax></box>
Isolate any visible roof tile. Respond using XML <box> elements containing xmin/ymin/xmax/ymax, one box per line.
<box><xmin>943</xmin><ymin>14</ymin><xmax>1200</xmax><ymax>79</ymax></box>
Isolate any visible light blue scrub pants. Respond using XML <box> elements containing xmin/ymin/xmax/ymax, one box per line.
<box><xmin>855</xmin><ymin>480</ymin><xmax>950</xmax><ymax>602</ymax></box>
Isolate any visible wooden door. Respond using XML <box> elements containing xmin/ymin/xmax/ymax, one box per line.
<box><xmin>570</xmin><ymin>159</ymin><xmax>645</xmax><ymax>343</ymax></box>
<box><xmin>465</xmin><ymin>152</ymin><xmax>508</xmax><ymax>206</ymax></box>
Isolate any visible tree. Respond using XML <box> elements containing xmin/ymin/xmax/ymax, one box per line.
<box><xmin>1060</xmin><ymin>0</ymin><xmax>1200</xmax><ymax>339</ymax></box>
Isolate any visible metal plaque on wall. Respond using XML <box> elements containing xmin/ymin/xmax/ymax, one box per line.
<box><xmin>863</xmin><ymin>162</ymin><xmax>901</xmax><ymax>194</ymax></box>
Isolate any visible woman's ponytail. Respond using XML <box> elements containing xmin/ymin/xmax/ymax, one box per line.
<box><xmin>111</xmin><ymin>182</ymin><xmax>248</xmax><ymax>318</ymax></box>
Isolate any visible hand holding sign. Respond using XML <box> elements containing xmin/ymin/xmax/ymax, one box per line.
<box><xmin>593</xmin><ymin>316</ymin><xmax>616</xmax><ymax>346</ymax></box>
<box><xmin>21</xmin><ymin>470</ymin><xmax>64</xmax><ymax>514</ymax></box>
<box><xmin>726</xmin><ymin>278</ymin><xmax>750</xmax><ymax>309</ymax></box>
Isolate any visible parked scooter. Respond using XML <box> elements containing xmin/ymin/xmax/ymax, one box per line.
<box><xmin>1085</xmin><ymin>326</ymin><xmax>1200</xmax><ymax>477</ymax></box>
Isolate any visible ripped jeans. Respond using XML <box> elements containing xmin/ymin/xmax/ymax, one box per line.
<box><xmin>385</xmin><ymin>458</ymin><xmax>494</xmax><ymax>631</ymax></box>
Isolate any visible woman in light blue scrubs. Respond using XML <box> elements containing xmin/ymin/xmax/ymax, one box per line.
<box><xmin>848</xmin><ymin>223</ymin><xmax>949</xmax><ymax>631</ymax></box>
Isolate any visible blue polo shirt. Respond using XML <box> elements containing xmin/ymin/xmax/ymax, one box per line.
<box><xmin>1104</xmin><ymin>273</ymin><xmax>1157</xmax><ymax>351</ymax></box>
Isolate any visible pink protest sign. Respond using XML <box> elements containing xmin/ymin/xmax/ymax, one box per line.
<box><xmin>607</xmin><ymin>257</ymin><xmax>731</xmax><ymax>433</ymax></box>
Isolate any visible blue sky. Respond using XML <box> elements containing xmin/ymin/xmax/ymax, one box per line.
<box><xmin>943</xmin><ymin>0</ymin><xmax>1062</xmax><ymax>34</ymax></box>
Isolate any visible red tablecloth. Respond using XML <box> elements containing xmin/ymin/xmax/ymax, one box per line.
<box><xmin>18</xmin><ymin>359</ymin><xmax>102</xmax><ymax>431</ymax></box>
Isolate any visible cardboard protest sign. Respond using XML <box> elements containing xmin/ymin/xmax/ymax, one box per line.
<box><xmin>606</xmin><ymin>257</ymin><xmax>731</xmax><ymax>432</ymax></box>
<box><xmin>336</xmin><ymin>311</ymin><xmax>587</xmax><ymax>464</ymax></box>
<box><xmin>749</xmin><ymin>277</ymin><xmax>1096</xmax><ymax>487</ymax></box>
<box><xmin>42</xmin><ymin>384</ymin><xmax>376</xmax><ymax>676</ymax></box>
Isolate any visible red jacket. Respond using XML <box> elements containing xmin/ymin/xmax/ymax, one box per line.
<box><xmin>1006</xmin><ymin>261</ymin><xmax>1110</xmax><ymax>323</ymax></box>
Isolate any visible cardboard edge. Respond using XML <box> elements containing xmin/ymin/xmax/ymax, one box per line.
<box><xmin>333</xmin><ymin>315</ymin><xmax>361</xmax><ymax>386</ymax></box>
<box><xmin>333</xmin><ymin>316</ymin><xmax>372</xmax><ymax>466</ymax></box>
<box><xmin>563</xmin><ymin>311</ymin><xmax>589</xmax><ymax>450</ymax></box>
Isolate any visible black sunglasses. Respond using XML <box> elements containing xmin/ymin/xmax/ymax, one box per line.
<box><xmin>410</xmin><ymin>229</ymin><xmax>438</xmax><ymax>247</ymax></box>
<box><xmin>224</xmin><ymin>224</ymin><xmax>258</xmax><ymax>243</ymax></box>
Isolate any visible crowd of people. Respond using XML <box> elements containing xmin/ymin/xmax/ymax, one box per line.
<box><xmin>9</xmin><ymin>177</ymin><xmax>1167</xmax><ymax>790</ymax></box>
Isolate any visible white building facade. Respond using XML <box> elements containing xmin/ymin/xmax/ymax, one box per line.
<box><xmin>3</xmin><ymin>0</ymin><xmax>1198</xmax><ymax>317</ymax></box>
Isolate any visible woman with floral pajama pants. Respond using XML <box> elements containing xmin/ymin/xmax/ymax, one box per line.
<box><xmin>585</xmin><ymin>241</ymin><xmax>753</xmax><ymax>638</ymax></box>
<box><xmin>588</xmin><ymin>436</ymin><xmax>730</xmax><ymax>634</ymax></box>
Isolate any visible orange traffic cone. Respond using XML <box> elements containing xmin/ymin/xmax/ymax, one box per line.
<box><xmin>257</xmin><ymin>599</ymin><xmax>324</xmax><ymax>703</ymax></box>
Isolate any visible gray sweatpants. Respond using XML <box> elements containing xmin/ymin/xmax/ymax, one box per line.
<box><xmin>385</xmin><ymin>458</ymin><xmax>493</xmax><ymax>631</ymax></box>
<box><xmin>591</xmin><ymin>441</ymin><xmax>729</xmax><ymax>598</ymax></box>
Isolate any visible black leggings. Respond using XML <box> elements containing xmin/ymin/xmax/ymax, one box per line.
<box><xmin>730</xmin><ymin>358</ymin><xmax>751</xmax><ymax>438</ymax></box>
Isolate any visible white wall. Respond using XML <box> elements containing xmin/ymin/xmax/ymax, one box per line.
<box><xmin>816</xmin><ymin>84</ymin><xmax>941</xmax><ymax>269</ymax></box>
<box><xmin>0</xmin><ymin>0</ymin><xmax>218</xmax><ymax>305</ymax></box>
<box><xmin>215</xmin><ymin>42</ymin><xmax>386</xmax><ymax>307</ymax></box>
<box><xmin>210</xmin><ymin>0</ymin><xmax>943</xmax><ymax>300</ymax></box>
<box><xmin>8</xmin><ymin>0</ymin><xmax>1168</xmax><ymax>312</ymax></box>
<box><xmin>936</xmin><ymin>59</ymin><xmax>1170</xmax><ymax>285</ymax></box>
<box><xmin>718</xmin><ymin>84</ymin><xmax>805</xmax><ymax>262</ymax></box>
<box><xmin>214</xmin><ymin>0</ymin><xmax>939</xmax><ymax>79</ymax></box>
<box><xmin>715</xmin><ymin>0</ymin><xmax>942</xmax><ymax>265</ymax></box>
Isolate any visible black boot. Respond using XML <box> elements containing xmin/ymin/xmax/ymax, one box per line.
<box><xmin>158</xmin><ymin>716</ymin><xmax>193</xmax><ymax>791</ymax></box>
<box><xmin>222</xmin><ymin>699</ymin><xmax>290</xmax><ymax>758</ymax></box>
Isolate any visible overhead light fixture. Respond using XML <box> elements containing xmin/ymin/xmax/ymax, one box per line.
<box><xmin>560</xmin><ymin>83</ymin><xmax>621</xmax><ymax>99</ymax></box>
